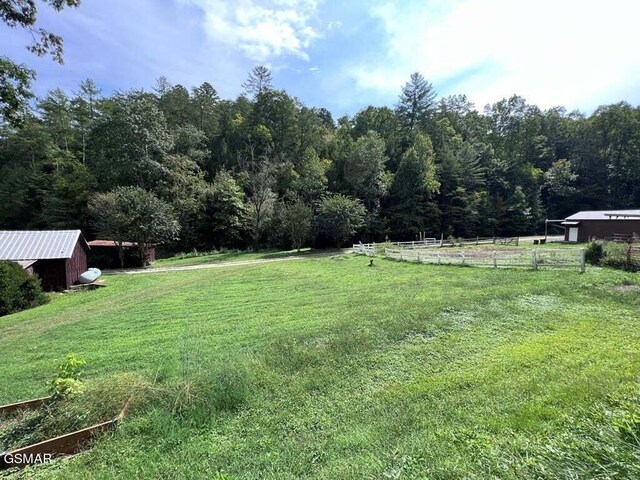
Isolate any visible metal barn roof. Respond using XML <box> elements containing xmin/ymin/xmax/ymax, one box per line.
<box><xmin>565</xmin><ymin>210</ymin><xmax>640</xmax><ymax>221</ymax></box>
<box><xmin>87</xmin><ymin>240</ymin><xmax>138</xmax><ymax>248</ymax></box>
<box><xmin>0</xmin><ymin>230</ymin><xmax>86</xmax><ymax>261</ymax></box>
<box><xmin>16</xmin><ymin>260</ymin><xmax>37</xmax><ymax>269</ymax></box>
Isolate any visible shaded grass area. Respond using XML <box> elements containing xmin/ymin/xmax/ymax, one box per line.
<box><xmin>0</xmin><ymin>255</ymin><xmax>639</xmax><ymax>478</ymax></box>
<box><xmin>151</xmin><ymin>248</ymin><xmax>320</xmax><ymax>268</ymax></box>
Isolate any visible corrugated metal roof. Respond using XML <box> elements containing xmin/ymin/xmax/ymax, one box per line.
<box><xmin>0</xmin><ymin>231</ymin><xmax>84</xmax><ymax>260</ymax></box>
<box><xmin>16</xmin><ymin>260</ymin><xmax>37</xmax><ymax>269</ymax></box>
<box><xmin>565</xmin><ymin>210</ymin><xmax>640</xmax><ymax>221</ymax></box>
<box><xmin>88</xmin><ymin>240</ymin><xmax>137</xmax><ymax>247</ymax></box>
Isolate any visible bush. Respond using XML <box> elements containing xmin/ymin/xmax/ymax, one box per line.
<box><xmin>602</xmin><ymin>242</ymin><xmax>640</xmax><ymax>271</ymax></box>
<box><xmin>0</xmin><ymin>260</ymin><xmax>49</xmax><ymax>316</ymax></box>
<box><xmin>584</xmin><ymin>241</ymin><xmax>604</xmax><ymax>265</ymax></box>
<box><xmin>49</xmin><ymin>354</ymin><xmax>87</xmax><ymax>399</ymax></box>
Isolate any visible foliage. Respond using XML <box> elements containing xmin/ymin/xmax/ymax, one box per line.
<box><xmin>316</xmin><ymin>194</ymin><xmax>366</xmax><ymax>247</ymax></box>
<box><xmin>49</xmin><ymin>353</ymin><xmax>86</xmax><ymax>399</ymax></box>
<box><xmin>585</xmin><ymin>240</ymin><xmax>604</xmax><ymax>265</ymax></box>
<box><xmin>295</xmin><ymin>146</ymin><xmax>329</xmax><ymax>202</ymax></box>
<box><xmin>0</xmin><ymin>0</ymin><xmax>80</xmax><ymax>124</ymax></box>
<box><xmin>283</xmin><ymin>199</ymin><xmax>313</xmax><ymax>251</ymax></box>
<box><xmin>0</xmin><ymin>260</ymin><xmax>49</xmax><ymax>316</ymax></box>
<box><xmin>0</xmin><ymin>56</ymin><xmax>35</xmax><ymax>125</ymax></box>
<box><xmin>89</xmin><ymin>186</ymin><xmax>180</xmax><ymax>266</ymax></box>
<box><xmin>199</xmin><ymin>170</ymin><xmax>248</xmax><ymax>249</ymax></box>
<box><xmin>242</xmin><ymin>65</ymin><xmax>273</xmax><ymax>99</ymax></box>
<box><xmin>3</xmin><ymin>65</ymin><xmax>640</xmax><ymax>248</ymax></box>
<box><xmin>246</xmin><ymin>163</ymin><xmax>276</xmax><ymax>247</ymax></box>
<box><xmin>601</xmin><ymin>242</ymin><xmax>640</xmax><ymax>271</ymax></box>
<box><xmin>396</xmin><ymin>72</ymin><xmax>437</xmax><ymax>131</ymax></box>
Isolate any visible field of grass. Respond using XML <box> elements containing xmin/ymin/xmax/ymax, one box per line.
<box><xmin>1</xmin><ymin>254</ymin><xmax>639</xmax><ymax>479</ymax></box>
<box><xmin>151</xmin><ymin>248</ymin><xmax>321</xmax><ymax>268</ymax></box>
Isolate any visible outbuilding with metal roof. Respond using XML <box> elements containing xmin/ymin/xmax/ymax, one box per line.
<box><xmin>561</xmin><ymin>210</ymin><xmax>640</xmax><ymax>242</ymax></box>
<box><xmin>0</xmin><ymin>230</ymin><xmax>90</xmax><ymax>291</ymax></box>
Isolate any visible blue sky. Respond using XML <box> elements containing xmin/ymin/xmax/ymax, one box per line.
<box><xmin>3</xmin><ymin>0</ymin><xmax>640</xmax><ymax>117</ymax></box>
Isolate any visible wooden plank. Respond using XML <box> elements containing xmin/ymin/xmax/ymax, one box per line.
<box><xmin>0</xmin><ymin>420</ymin><xmax>116</xmax><ymax>469</ymax></box>
<box><xmin>0</xmin><ymin>394</ymin><xmax>133</xmax><ymax>470</ymax></box>
<box><xmin>0</xmin><ymin>396</ymin><xmax>51</xmax><ymax>415</ymax></box>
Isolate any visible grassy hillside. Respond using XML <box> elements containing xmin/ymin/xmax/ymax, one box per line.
<box><xmin>1</xmin><ymin>255</ymin><xmax>639</xmax><ymax>479</ymax></box>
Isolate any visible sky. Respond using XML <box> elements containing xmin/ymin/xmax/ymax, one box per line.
<box><xmin>3</xmin><ymin>0</ymin><xmax>640</xmax><ymax>117</ymax></box>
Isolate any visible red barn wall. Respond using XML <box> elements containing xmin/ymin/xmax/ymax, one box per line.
<box><xmin>33</xmin><ymin>259</ymin><xmax>67</xmax><ymax>291</ymax></box>
<box><xmin>564</xmin><ymin>220</ymin><xmax>640</xmax><ymax>242</ymax></box>
<box><xmin>65</xmin><ymin>241</ymin><xmax>88</xmax><ymax>288</ymax></box>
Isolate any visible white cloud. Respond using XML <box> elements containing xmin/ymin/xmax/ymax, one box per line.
<box><xmin>351</xmin><ymin>0</ymin><xmax>640</xmax><ymax>111</ymax></box>
<box><xmin>184</xmin><ymin>0</ymin><xmax>321</xmax><ymax>61</ymax></box>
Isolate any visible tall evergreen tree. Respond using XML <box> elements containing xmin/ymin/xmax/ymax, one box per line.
<box><xmin>396</xmin><ymin>72</ymin><xmax>437</xmax><ymax>132</ymax></box>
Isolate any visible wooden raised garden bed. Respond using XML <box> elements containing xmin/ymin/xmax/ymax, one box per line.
<box><xmin>0</xmin><ymin>395</ymin><xmax>131</xmax><ymax>470</ymax></box>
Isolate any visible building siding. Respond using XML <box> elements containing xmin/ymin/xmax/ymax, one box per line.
<box><xmin>33</xmin><ymin>259</ymin><xmax>68</xmax><ymax>291</ymax></box>
<box><xmin>30</xmin><ymin>241</ymin><xmax>88</xmax><ymax>290</ymax></box>
<box><xmin>564</xmin><ymin>220</ymin><xmax>640</xmax><ymax>242</ymax></box>
<box><xmin>65</xmin><ymin>241</ymin><xmax>88</xmax><ymax>288</ymax></box>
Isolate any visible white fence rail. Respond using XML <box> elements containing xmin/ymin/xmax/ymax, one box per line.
<box><xmin>353</xmin><ymin>237</ymin><xmax>520</xmax><ymax>256</ymax></box>
<box><xmin>353</xmin><ymin>239</ymin><xmax>438</xmax><ymax>255</ymax></box>
<box><xmin>381</xmin><ymin>247</ymin><xmax>585</xmax><ymax>272</ymax></box>
<box><xmin>391</xmin><ymin>239</ymin><xmax>438</xmax><ymax>249</ymax></box>
<box><xmin>352</xmin><ymin>243</ymin><xmax>376</xmax><ymax>256</ymax></box>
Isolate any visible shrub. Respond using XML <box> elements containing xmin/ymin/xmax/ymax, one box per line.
<box><xmin>584</xmin><ymin>241</ymin><xmax>604</xmax><ymax>265</ymax></box>
<box><xmin>49</xmin><ymin>354</ymin><xmax>86</xmax><ymax>399</ymax></box>
<box><xmin>0</xmin><ymin>260</ymin><xmax>49</xmax><ymax>316</ymax></box>
<box><xmin>602</xmin><ymin>242</ymin><xmax>640</xmax><ymax>271</ymax></box>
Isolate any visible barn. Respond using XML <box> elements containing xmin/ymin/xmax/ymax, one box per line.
<box><xmin>87</xmin><ymin>240</ymin><xmax>156</xmax><ymax>268</ymax></box>
<box><xmin>562</xmin><ymin>210</ymin><xmax>640</xmax><ymax>243</ymax></box>
<box><xmin>0</xmin><ymin>230</ymin><xmax>90</xmax><ymax>291</ymax></box>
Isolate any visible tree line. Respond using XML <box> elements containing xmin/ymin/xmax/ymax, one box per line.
<box><xmin>1</xmin><ymin>65</ymin><xmax>640</xmax><ymax>252</ymax></box>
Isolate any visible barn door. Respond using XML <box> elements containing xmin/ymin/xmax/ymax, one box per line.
<box><xmin>568</xmin><ymin>227</ymin><xmax>578</xmax><ymax>242</ymax></box>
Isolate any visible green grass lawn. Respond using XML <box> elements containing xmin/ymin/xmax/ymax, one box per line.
<box><xmin>1</xmin><ymin>255</ymin><xmax>639</xmax><ymax>479</ymax></box>
<box><xmin>151</xmin><ymin>247</ymin><xmax>321</xmax><ymax>268</ymax></box>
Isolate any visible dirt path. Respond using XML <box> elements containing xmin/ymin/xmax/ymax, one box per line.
<box><xmin>103</xmin><ymin>250</ymin><xmax>347</xmax><ymax>275</ymax></box>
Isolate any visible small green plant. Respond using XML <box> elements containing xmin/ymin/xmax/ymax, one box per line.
<box><xmin>49</xmin><ymin>354</ymin><xmax>86</xmax><ymax>399</ymax></box>
<box><xmin>584</xmin><ymin>240</ymin><xmax>604</xmax><ymax>265</ymax></box>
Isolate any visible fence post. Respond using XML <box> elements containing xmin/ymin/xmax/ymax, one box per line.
<box><xmin>532</xmin><ymin>250</ymin><xmax>538</xmax><ymax>270</ymax></box>
<box><xmin>493</xmin><ymin>251</ymin><xmax>497</xmax><ymax>268</ymax></box>
<box><xmin>461</xmin><ymin>252</ymin><xmax>466</xmax><ymax>266</ymax></box>
<box><xmin>437</xmin><ymin>253</ymin><xmax>441</xmax><ymax>265</ymax></box>
<box><xmin>516</xmin><ymin>237</ymin><xmax>519</xmax><ymax>246</ymax></box>
<box><xmin>580</xmin><ymin>248</ymin><xmax>586</xmax><ymax>272</ymax></box>
<box><xmin>417</xmin><ymin>252</ymin><xmax>421</xmax><ymax>263</ymax></box>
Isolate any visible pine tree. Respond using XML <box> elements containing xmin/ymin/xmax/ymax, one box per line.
<box><xmin>397</xmin><ymin>72</ymin><xmax>437</xmax><ymax>131</ymax></box>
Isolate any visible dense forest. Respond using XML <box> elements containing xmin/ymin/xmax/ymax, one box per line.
<box><xmin>1</xmin><ymin>65</ymin><xmax>640</xmax><ymax>251</ymax></box>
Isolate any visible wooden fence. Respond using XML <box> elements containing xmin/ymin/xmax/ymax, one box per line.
<box><xmin>353</xmin><ymin>236</ymin><xmax>519</xmax><ymax>255</ymax></box>
<box><xmin>382</xmin><ymin>247</ymin><xmax>585</xmax><ymax>271</ymax></box>
<box><xmin>353</xmin><ymin>244</ymin><xmax>585</xmax><ymax>271</ymax></box>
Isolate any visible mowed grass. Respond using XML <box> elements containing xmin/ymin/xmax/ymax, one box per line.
<box><xmin>0</xmin><ymin>255</ymin><xmax>639</xmax><ymax>479</ymax></box>
<box><xmin>151</xmin><ymin>247</ymin><xmax>320</xmax><ymax>268</ymax></box>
